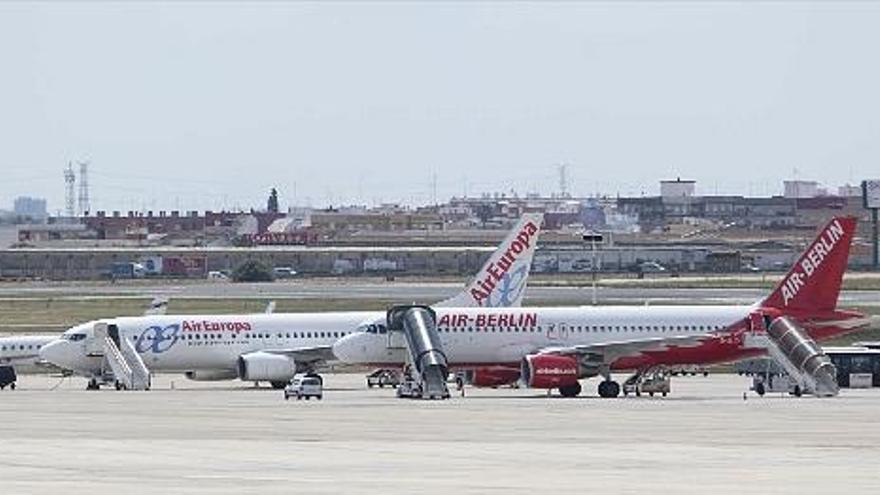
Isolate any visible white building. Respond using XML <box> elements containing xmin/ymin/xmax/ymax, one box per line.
<box><xmin>783</xmin><ymin>180</ymin><xmax>819</xmax><ymax>199</ymax></box>
<box><xmin>660</xmin><ymin>179</ymin><xmax>696</xmax><ymax>203</ymax></box>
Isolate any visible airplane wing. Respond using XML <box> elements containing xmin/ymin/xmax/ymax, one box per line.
<box><xmin>263</xmin><ymin>345</ymin><xmax>336</xmax><ymax>366</ymax></box>
<box><xmin>536</xmin><ymin>334</ymin><xmax>712</xmax><ymax>365</ymax></box>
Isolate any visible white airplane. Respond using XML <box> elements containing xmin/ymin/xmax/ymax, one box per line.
<box><xmin>333</xmin><ymin>216</ymin><xmax>872</xmax><ymax>398</ymax></box>
<box><xmin>0</xmin><ymin>335</ymin><xmax>60</xmax><ymax>389</ymax></box>
<box><xmin>39</xmin><ymin>214</ymin><xmax>543</xmax><ymax>389</ymax></box>
<box><xmin>0</xmin><ymin>296</ymin><xmax>172</xmax><ymax>390</ymax></box>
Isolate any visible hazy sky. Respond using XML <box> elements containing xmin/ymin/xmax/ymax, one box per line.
<box><xmin>2</xmin><ymin>2</ymin><xmax>879</xmax><ymax>213</ymax></box>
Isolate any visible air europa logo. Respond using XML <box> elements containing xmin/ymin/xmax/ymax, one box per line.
<box><xmin>781</xmin><ymin>219</ymin><xmax>846</xmax><ymax>306</ymax></box>
<box><xmin>135</xmin><ymin>324</ymin><xmax>181</xmax><ymax>354</ymax></box>
<box><xmin>470</xmin><ymin>221</ymin><xmax>539</xmax><ymax>306</ymax></box>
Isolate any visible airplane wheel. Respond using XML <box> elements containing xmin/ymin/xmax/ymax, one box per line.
<box><xmin>598</xmin><ymin>381</ymin><xmax>619</xmax><ymax>398</ymax></box>
<box><xmin>270</xmin><ymin>381</ymin><xmax>287</xmax><ymax>390</ymax></box>
<box><xmin>793</xmin><ymin>386</ymin><xmax>803</xmax><ymax>397</ymax></box>
<box><xmin>9</xmin><ymin>383</ymin><xmax>15</xmax><ymax>391</ymax></box>
<box><xmin>608</xmin><ymin>381</ymin><xmax>620</xmax><ymax>397</ymax></box>
<box><xmin>755</xmin><ymin>383</ymin><xmax>766</xmax><ymax>396</ymax></box>
<box><xmin>559</xmin><ymin>382</ymin><xmax>582</xmax><ymax>398</ymax></box>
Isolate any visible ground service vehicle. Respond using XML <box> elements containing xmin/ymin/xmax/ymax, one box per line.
<box><xmin>285</xmin><ymin>376</ymin><xmax>323</xmax><ymax>400</ymax></box>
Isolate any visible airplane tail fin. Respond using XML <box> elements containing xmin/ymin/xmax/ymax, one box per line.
<box><xmin>143</xmin><ymin>297</ymin><xmax>169</xmax><ymax>316</ymax></box>
<box><xmin>761</xmin><ymin>216</ymin><xmax>857</xmax><ymax>313</ymax></box>
<box><xmin>435</xmin><ymin>213</ymin><xmax>543</xmax><ymax>308</ymax></box>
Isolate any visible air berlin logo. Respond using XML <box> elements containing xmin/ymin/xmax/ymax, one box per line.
<box><xmin>781</xmin><ymin>219</ymin><xmax>845</xmax><ymax>306</ymax></box>
<box><xmin>471</xmin><ymin>221</ymin><xmax>539</xmax><ymax>306</ymax></box>
<box><xmin>535</xmin><ymin>367</ymin><xmax>577</xmax><ymax>376</ymax></box>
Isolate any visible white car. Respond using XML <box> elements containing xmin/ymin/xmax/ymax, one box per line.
<box><xmin>284</xmin><ymin>376</ymin><xmax>323</xmax><ymax>400</ymax></box>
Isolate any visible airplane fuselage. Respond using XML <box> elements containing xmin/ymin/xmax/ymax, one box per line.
<box><xmin>44</xmin><ymin>312</ymin><xmax>380</xmax><ymax>376</ymax></box>
<box><xmin>332</xmin><ymin>305</ymin><xmax>869</xmax><ymax>371</ymax></box>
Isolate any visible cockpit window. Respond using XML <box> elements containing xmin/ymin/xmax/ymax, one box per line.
<box><xmin>67</xmin><ymin>333</ymin><xmax>87</xmax><ymax>342</ymax></box>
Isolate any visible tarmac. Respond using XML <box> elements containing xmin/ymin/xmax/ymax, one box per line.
<box><xmin>1</xmin><ymin>373</ymin><xmax>879</xmax><ymax>494</ymax></box>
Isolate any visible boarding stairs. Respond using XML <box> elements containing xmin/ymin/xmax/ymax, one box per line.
<box><xmin>745</xmin><ymin>315</ymin><xmax>838</xmax><ymax>397</ymax></box>
<box><xmin>88</xmin><ymin>322</ymin><xmax>151</xmax><ymax>390</ymax></box>
<box><xmin>388</xmin><ymin>305</ymin><xmax>450</xmax><ymax>399</ymax></box>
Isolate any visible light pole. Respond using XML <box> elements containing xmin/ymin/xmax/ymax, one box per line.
<box><xmin>583</xmin><ymin>231</ymin><xmax>604</xmax><ymax>305</ymax></box>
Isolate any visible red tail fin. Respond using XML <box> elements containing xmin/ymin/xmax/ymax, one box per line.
<box><xmin>762</xmin><ymin>216</ymin><xmax>857</xmax><ymax>313</ymax></box>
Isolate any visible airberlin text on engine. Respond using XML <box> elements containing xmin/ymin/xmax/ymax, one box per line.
<box><xmin>470</xmin><ymin>220</ymin><xmax>540</xmax><ymax>305</ymax></box>
<box><xmin>780</xmin><ymin>218</ymin><xmax>846</xmax><ymax>306</ymax></box>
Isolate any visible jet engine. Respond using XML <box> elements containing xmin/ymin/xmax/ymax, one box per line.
<box><xmin>237</xmin><ymin>352</ymin><xmax>297</xmax><ymax>383</ymax></box>
<box><xmin>185</xmin><ymin>370</ymin><xmax>239</xmax><ymax>381</ymax></box>
<box><xmin>469</xmin><ymin>366</ymin><xmax>521</xmax><ymax>387</ymax></box>
<box><xmin>521</xmin><ymin>354</ymin><xmax>580</xmax><ymax>389</ymax></box>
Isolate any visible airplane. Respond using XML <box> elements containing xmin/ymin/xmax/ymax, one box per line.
<box><xmin>0</xmin><ymin>296</ymin><xmax>172</xmax><ymax>390</ymax></box>
<box><xmin>0</xmin><ymin>335</ymin><xmax>60</xmax><ymax>389</ymax></box>
<box><xmin>39</xmin><ymin>214</ymin><xmax>543</xmax><ymax>390</ymax></box>
<box><xmin>332</xmin><ymin>216</ymin><xmax>873</xmax><ymax>398</ymax></box>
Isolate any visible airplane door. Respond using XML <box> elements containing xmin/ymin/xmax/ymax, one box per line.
<box><xmin>547</xmin><ymin>323</ymin><xmax>568</xmax><ymax>340</ymax></box>
<box><xmin>108</xmin><ymin>324</ymin><xmax>121</xmax><ymax>348</ymax></box>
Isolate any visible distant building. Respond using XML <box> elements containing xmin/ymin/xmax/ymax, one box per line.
<box><xmin>13</xmin><ymin>196</ymin><xmax>47</xmax><ymax>220</ymax></box>
<box><xmin>784</xmin><ymin>180</ymin><xmax>820</xmax><ymax>199</ymax></box>
<box><xmin>660</xmin><ymin>179</ymin><xmax>696</xmax><ymax>203</ymax></box>
<box><xmin>838</xmin><ymin>184</ymin><xmax>862</xmax><ymax>197</ymax></box>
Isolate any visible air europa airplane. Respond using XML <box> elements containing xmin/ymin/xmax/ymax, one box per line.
<box><xmin>39</xmin><ymin>214</ymin><xmax>543</xmax><ymax>390</ymax></box>
<box><xmin>333</xmin><ymin>216</ymin><xmax>871</xmax><ymax>398</ymax></box>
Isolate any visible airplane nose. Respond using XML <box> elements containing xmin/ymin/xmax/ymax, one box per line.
<box><xmin>39</xmin><ymin>340</ymin><xmax>73</xmax><ymax>369</ymax></box>
<box><xmin>332</xmin><ymin>334</ymin><xmax>361</xmax><ymax>364</ymax></box>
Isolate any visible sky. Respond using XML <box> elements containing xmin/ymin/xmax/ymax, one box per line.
<box><xmin>2</xmin><ymin>2</ymin><xmax>879</xmax><ymax>214</ymax></box>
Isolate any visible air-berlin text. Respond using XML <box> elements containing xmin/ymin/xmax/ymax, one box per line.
<box><xmin>437</xmin><ymin>312</ymin><xmax>538</xmax><ymax>328</ymax></box>
<box><xmin>781</xmin><ymin>219</ymin><xmax>846</xmax><ymax>306</ymax></box>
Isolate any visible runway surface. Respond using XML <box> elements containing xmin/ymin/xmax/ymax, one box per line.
<box><xmin>1</xmin><ymin>373</ymin><xmax>879</xmax><ymax>494</ymax></box>
<box><xmin>1</xmin><ymin>279</ymin><xmax>878</xmax><ymax>306</ymax></box>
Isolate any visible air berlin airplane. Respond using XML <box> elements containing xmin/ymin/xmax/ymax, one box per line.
<box><xmin>333</xmin><ymin>216</ymin><xmax>872</xmax><ymax>397</ymax></box>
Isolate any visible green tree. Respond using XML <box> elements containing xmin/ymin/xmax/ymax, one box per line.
<box><xmin>232</xmin><ymin>259</ymin><xmax>274</xmax><ymax>282</ymax></box>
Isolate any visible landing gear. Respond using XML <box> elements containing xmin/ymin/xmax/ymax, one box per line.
<box><xmin>559</xmin><ymin>382</ymin><xmax>582</xmax><ymax>398</ymax></box>
<box><xmin>755</xmin><ymin>382</ymin><xmax>766</xmax><ymax>396</ymax></box>
<box><xmin>270</xmin><ymin>381</ymin><xmax>287</xmax><ymax>390</ymax></box>
<box><xmin>598</xmin><ymin>380</ymin><xmax>620</xmax><ymax>398</ymax></box>
<box><xmin>86</xmin><ymin>378</ymin><xmax>100</xmax><ymax>390</ymax></box>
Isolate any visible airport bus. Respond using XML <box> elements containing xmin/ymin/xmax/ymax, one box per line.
<box><xmin>737</xmin><ymin>346</ymin><xmax>880</xmax><ymax>389</ymax></box>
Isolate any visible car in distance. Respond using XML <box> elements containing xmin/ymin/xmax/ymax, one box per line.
<box><xmin>284</xmin><ymin>376</ymin><xmax>323</xmax><ymax>400</ymax></box>
<box><xmin>366</xmin><ymin>369</ymin><xmax>401</xmax><ymax>388</ymax></box>
<box><xmin>272</xmin><ymin>266</ymin><xmax>298</xmax><ymax>279</ymax></box>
